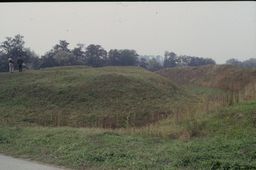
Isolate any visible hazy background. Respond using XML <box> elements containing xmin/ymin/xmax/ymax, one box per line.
<box><xmin>0</xmin><ymin>2</ymin><xmax>255</xmax><ymax>64</ymax></box>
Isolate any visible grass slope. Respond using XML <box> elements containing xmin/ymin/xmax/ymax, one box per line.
<box><xmin>1</xmin><ymin>100</ymin><xmax>256</xmax><ymax>169</ymax></box>
<box><xmin>0</xmin><ymin>66</ymin><xmax>187</xmax><ymax>128</ymax></box>
<box><xmin>157</xmin><ymin>65</ymin><xmax>256</xmax><ymax>100</ymax></box>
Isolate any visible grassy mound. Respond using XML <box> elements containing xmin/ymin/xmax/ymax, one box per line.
<box><xmin>0</xmin><ymin>66</ymin><xmax>187</xmax><ymax>128</ymax></box>
<box><xmin>157</xmin><ymin>64</ymin><xmax>256</xmax><ymax>100</ymax></box>
<box><xmin>1</xmin><ymin>65</ymin><xmax>255</xmax><ymax>170</ymax></box>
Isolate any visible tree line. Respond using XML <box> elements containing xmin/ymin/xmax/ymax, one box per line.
<box><xmin>225</xmin><ymin>58</ymin><xmax>256</xmax><ymax>68</ymax></box>
<box><xmin>0</xmin><ymin>34</ymin><xmax>219</xmax><ymax>72</ymax></box>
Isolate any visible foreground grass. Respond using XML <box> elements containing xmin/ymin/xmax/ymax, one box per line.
<box><xmin>0</xmin><ymin>128</ymin><xmax>255</xmax><ymax>170</ymax></box>
<box><xmin>1</xmin><ymin>100</ymin><xmax>256</xmax><ymax>170</ymax></box>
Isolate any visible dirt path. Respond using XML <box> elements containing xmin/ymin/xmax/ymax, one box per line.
<box><xmin>0</xmin><ymin>154</ymin><xmax>69</xmax><ymax>170</ymax></box>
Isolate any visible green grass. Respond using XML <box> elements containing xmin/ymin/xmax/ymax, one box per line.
<box><xmin>1</xmin><ymin>66</ymin><xmax>255</xmax><ymax>169</ymax></box>
<box><xmin>184</xmin><ymin>85</ymin><xmax>225</xmax><ymax>96</ymax></box>
<box><xmin>1</xmin><ymin>100</ymin><xmax>256</xmax><ymax>170</ymax></box>
<box><xmin>0</xmin><ymin>66</ymin><xmax>188</xmax><ymax>128</ymax></box>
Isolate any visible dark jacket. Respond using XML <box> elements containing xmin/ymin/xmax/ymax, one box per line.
<box><xmin>17</xmin><ymin>58</ymin><xmax>24</xmax><ymax>65</ymax></box>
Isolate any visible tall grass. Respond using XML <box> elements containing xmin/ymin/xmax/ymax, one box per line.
<box><xmin>1</xmin><ymin>100</ymin><xmax>256</xmax><ymax>169</ymax></box>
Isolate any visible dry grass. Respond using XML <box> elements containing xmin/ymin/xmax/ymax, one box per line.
<box><xmin>157</xmin><ymin>64</ymin><xmax>256</xmax><ymax>101</ymax></box>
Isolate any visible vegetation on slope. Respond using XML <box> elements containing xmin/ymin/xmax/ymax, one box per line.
<box><xmin>0</xmin><ymin>66</ymin><xmax>188</xmax><ymax>128</ymax></box>
<box><xmin>157</xmin><ymin>64</ymin><xmax>256</xmax><ymax>101</ymax></box>
<box><xmin>1</xmin><ymin>65</ymin><xmax>255</xmax><ymax>169</ymax></box>
<box><xmin>1</xmin><ymin>100</ymin><xmax>256</xmax><ymax>169</ymax></box>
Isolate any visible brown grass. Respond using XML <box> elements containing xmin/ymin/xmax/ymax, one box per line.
<box><xmin>157</xmin><ymin>64</ymin><xmax>256</xmax><ymax>102</ymax></box>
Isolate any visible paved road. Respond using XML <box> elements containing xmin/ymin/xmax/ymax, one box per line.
<box><xmin>0</xmin><ymin>154</ymin><xmax>67</xmax><ymax>170</ymax></box>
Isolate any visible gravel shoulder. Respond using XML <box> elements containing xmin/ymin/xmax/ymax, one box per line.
<box><xmin>0</xmin><ymin>154</ymin><xmax>69</xmax><ymax>170</ymax></box>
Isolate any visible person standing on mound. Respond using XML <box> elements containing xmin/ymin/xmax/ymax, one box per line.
<box><xmin>8</xmin><ymin>57</ymin><xmax>14</xmax><ymax>73</ymax></box>
<box><xmin>17</xmin><ymin>57</ymin><xmax>24</xmax><ymax>72</ymax></box>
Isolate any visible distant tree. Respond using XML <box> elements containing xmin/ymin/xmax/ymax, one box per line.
<box><xmin>155</xmin><ymin>55</ymin><xmax>164</xmax><ymax>66</ymax></box>
<box><xmin>40</xmin><ymin>51</ymin><xmax>58</xmax><ymax>68</ymax></box>
<box><xmin>0</xmin><ymin>51</ymin><xmax>8</xmax><ymax>72</ymax></box>
<box><xmin>0</xmin><ymin>34</ymin><xmax>40</xmax><ymax>71</ymax></box>
<box><xmin>118</xmin><ymin>49</ymin><xmax>138</xmax><ymax>66</ymax></box>
<box><xmin>138</xmin><ymin>58</ymin><xmax>148</xmax><ymax>68</ymax></box>
<box><xmin>226</xmin><ymin>58</ymin><xmax>256</xmax><ymax>68</ymax></box>
<box><xmin>184</xmin><ymin>56</ymin><xmax>215</xmax><ymax>66</ymax></box>
<box><xmin>53</xmin><ymin>40</ymin><xmax>70</xmax><ymax>52</ymax></box>
<box><xmin>53</xmin><ymin>50</ymin><xmax>76</xmax><ymax>66</ymax></box>
<box><xmin>71</xmin><ymin>43</ymin><xmax>86</xmax><ymax>65</ymax></box>
<box><xmin>176</xmin><ymin>55</ymin><xmax>190</xmax><ymax>66</ymax></box>
<box><xmin>163</xmin><ymin>51</ymin><xmax>177</xmax><ymax>67</ymax></box>
<box><xmin>138</xmin><ymin>55</ymin><xmax>152</xmax><ymax>62</ymax></box>
<box><xmin>226</xmin><ymin>58</ymin><xmax>242</xmax><ymax>66</ymax></box>
<box><xmin>202</xmin><ymin>58</ymin><xmax>216</xmax><ymax>65</ymax></box>
<box><xmin>0</xmin><ymin>34</ymin><xmax>26</xmax><ymax>60</ymax></box>
<box><xmin>40</xmin><ymin>40</ymin><xmax>76</xmax><ymax>68</ymax></box>
<box><xmin>85</xmin><ymin>44</ymin><xmax>107</xmax><ymax>67</ymax></box>
<box><xmin>108</xmin><ymin>49</ymin><xmax>139</xmax><ymax>66</ymax></box>
<box><xmin>23</xmin><ymin>48</ymin><xmax>41</xmax><ymax>69</ymax></box>
<box><xmin>242</xmin><ymin>58</ymin><xmax>256</xmax><ymax>68</ymax></box>
<box><xmin>163</xmin><ymin>51</ymin><xmax>215</xmax><ymax>68</ymax></box>
<box><xmin>147</xmin><ymin>58</ymin><xmax>162</xmax><ymax>71</ymax></box>
<box><xmin>1</xmin><ymin>35</ymin><xmax>24</xmax><ymax>53</ymax></box>
<box><xmin>138</xmin><ymin>55</ymin><xmax>164</xmax><ymax>66</ymax></box>
<box><xmin>108</xmin><ymin>49</ymin><xmax>121</xmax><ymax>66</ymax></box>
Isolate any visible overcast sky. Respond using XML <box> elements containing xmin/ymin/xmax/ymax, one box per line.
<box><xmin>0</xmin><ymin>2</ymin><xmax>255</xmax><ymax>64</ymax></box>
